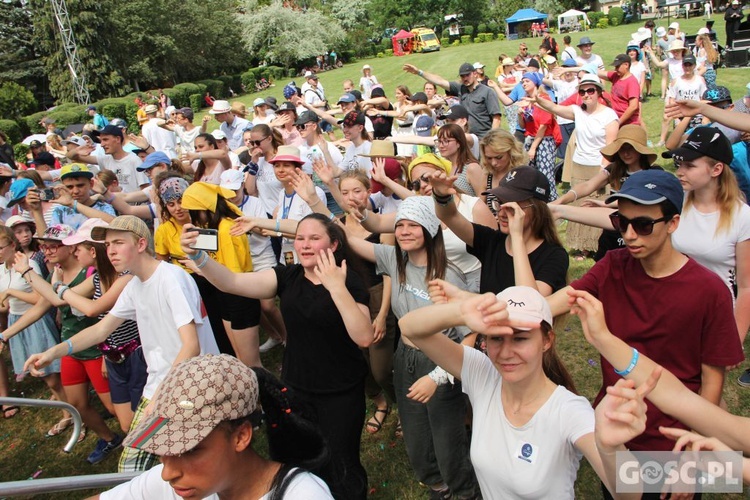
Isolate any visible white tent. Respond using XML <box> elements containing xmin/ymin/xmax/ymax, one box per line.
<box><xmin>558</xmin><ymin>9</ymin><xmax>590</xmax><ymax>31</ymax></box>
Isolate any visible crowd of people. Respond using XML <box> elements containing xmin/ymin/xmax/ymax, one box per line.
<box><xmin>1</xmin><ymin>15</ymin><xmax>750</xmax><ymax>500</ymax></box>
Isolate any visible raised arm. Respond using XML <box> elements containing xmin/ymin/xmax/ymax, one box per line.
<box><xmin>665</xmin><ymin>100</ymin><xmax>750</xmax><ymax>133</ymax></box>
<box><xmin>371</xmin><ymin>158</ymin><xmax>413</xmax><ymax>201</ymax></box>
<box><xmin>486</xmin><ymin>79</ymin><xmax>516</xmax><ymax>107</ymax></box>
<box><xmin>59</xmin><ymin>274</ymin><xmax>134</xmax><ymax>318</ymax></box>
<box><xmin>528</xmin><ymin>95</ymin><xmax>576</xmax><ymax>121</ymax></box>
<box><xmin>430</xmin><ymin>171</ymin><xmax>476</xmax><ymax>245</ymax></box>
<box><xmin>548</xmin><ymin>204</ymin><xmax>615</xmax><ymax>229</ymax></box>
<box><xmin>66</xmin><ymin>144</ymin><xmax>101</xmax><ymax>166</ymax></box>
<box><xmin>403</xmin><ymin>64</ymin><xmax>451</xmax><ymax>90</ymax></box>
<box><xmin>552</xmin><ymin>170</ymin><xmax>610</xmax><ymax>205</ymax></box>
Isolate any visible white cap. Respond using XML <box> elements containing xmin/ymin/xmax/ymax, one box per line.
<box><xmin>669</xmin><ymin>22</ymin><xmax>679</xmax><ymax>30</ymax></box>
<box><xmin>697</xmin><ymin>27</ymin><xmax>710</xmax><ymax>35</ymax></box>
<box><xmin>656</xmin><ymin>27</ymin><xmax>667</xmax><ymax>37</ymax></box>
<box><xmin>495</xmin><ymin>286</ymin><xmax>552</xmax><ymax>330</ymax></box>
<box><xmin>220</xmin><ymin>169</ymin><xmax>244</xmax><ymax>191</ymax></box>
<box><xmin>362</xmin><ymin>64</ymin><xmax>371</xmax><ymax>70</ymax></box>
<box><xmin>211</xmin><ymin>129</ymin><xmax>227</xmax><ymax>140</ymax></box>
<box><xmin>473</xmin><ymin>62</ymin><xmax>485</xmax><ymax>69</ymax></box>
<box><xmin>61</xmin><ymin>136</ymin><xmax>86</xmax><ymax>147</ymax></box>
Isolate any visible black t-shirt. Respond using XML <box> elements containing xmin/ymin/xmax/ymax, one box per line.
<box><xmin>468</xmin><ymin>223</ymin><xmax>569</xmax><ymax>294</ymax></box>
<box><xmin>370</xmin><ymin>104</ymin><xmax>394</xmax><ymax>139</ymax></box>
<box><xmin>274</xmin><ymin>264</ymin><xmax>369</xmax><ymax>394</ymax></box>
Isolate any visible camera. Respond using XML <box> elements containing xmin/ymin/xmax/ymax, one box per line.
<box><xmin>38</xmin><ymin>188</ymin><xmax>57</xmax><ymax>201</ymax></box>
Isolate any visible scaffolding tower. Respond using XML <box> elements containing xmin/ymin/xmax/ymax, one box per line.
<box><xmin>48</xmin><ymin>0</ymin><xmax>90</xmax><ymax>104</ymax></box>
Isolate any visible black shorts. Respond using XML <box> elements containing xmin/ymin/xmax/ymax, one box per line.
<box><xmin>220</xmin><ymin>291</ymin><xmax>261</xmax><ymax>330</ymax></box>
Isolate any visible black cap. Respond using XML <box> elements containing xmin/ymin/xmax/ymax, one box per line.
<box><xmin>682</xmin><ymin>54</ymin><xmax>697</xmax><ymax>65</ymax></box>
<box><xmin>662</xmin><ymin>126</ymin><xmax>733</xmax><ymax>165</ymax></box>
<box><xmin>29</xmin><ymin>140</ymin><xmax>44</xmax><ymax>148</ymax></box>
<box><xmin>99</xmin><ymin>124</ymin><xmax>124</xmax><ymax>139</ymax></box>
<box><xmin>527</xmin><ymin>59</ymin><xmax>541</xmax><ymax>69</ymax></box>
<box><xmin>482</xmin><ymin>166</ymin><xmax>550</xmax><ymax>203</ymax></box>
<box><xmin>408</xmin><ymin>92</ymin><xmax>428</xmax><ymax>103</ymax></box>
<box><xmin>294</xmin><ymin>111</ymin><xmax>319</xmax><ymax>126</ymax></box>
<box><xmin>458</xmin><ymin>62</ymin><xmax>475</xmax><ymax>75</ymax></box>
<box><xmin>442</xmin><ymin>105</ymin><xmax>469</xmax><ymax>120</ymax></box>
<box><xmin>338</xmin><ymin>110</ymin><xmax>366</xmax><ymax>127</ymax></box>
<box><xmin>612</xmin><ymin>54</ymin><xmax>630</xmax><ymax>66</ymax></box>
<box><xmin>349</xmin><ymin>89</ymin><xmax>363</xmax><ymax>100</ymax></box>
<box><xmin>31</xmin><ymin>151</ymin><xmax>55</xmax><ymax>166</ymax></box>
<box><xmin>370</xmin><ymin>87</ymin><xmax>386</xmax><ymax>98</ymax></box>
<box><xmin>277</xmin><ymin>101</ymin><xmax>297</xmax><ymax>113</ymax></box>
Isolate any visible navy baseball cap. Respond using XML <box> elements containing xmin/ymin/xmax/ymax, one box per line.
<box><xmin>99</xmin><ymin>125</ymin><xmax>124</xmax><ymax>139</ymax></box>
<box><xmin>606</xmin><ymin>170</ymin><xmax>684</xmax><ymax>214</ymax></box>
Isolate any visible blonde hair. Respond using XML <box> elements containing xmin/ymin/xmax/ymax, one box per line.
<box><xmin>479</xmin><ymin>129</ymin><xmax>528</xmax><ymax>175</ymax></box>
<box><xmin>697</xmin><ymin>35</ymin><xmax>718</xmax><ymax>64</ymax></box>
<box><xmin>684</xmin><ymin>159</ymin><xmax>745</xmax><ymax>236</ymax></box>
<box><xmin>339</xmin><ymin>169</ymin><xmax>371</xmax><ymax>191</ymax></box>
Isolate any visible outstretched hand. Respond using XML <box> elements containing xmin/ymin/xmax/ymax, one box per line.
<box><xmin>664</xmin><ymin>99</ymin><xmax>703</xmax><ymax>119</ymax></box>
<box><xmin>459</xmin><ymin>292</ymin><xmax>540</xmax><ymax>335</ymax></box>
<box><xmin>428</xmin><ymin>278</ymin><xmax>472</xmax><ymax>304</ymax></box>
<box><xmin>289</xmin><ymin>169</ymin><xmax>318</xmax><ymax>204</ymax></box>
<box><xmin>230</xmin><ymin>217</ymin><xmax>259</xmax><ymax>237</ymax></box>
<box><xmin>314</xmin><ymin>249</ymin><xmax>347</xmax><ymax>293</ymax></box>
<box><xmin>429</xmin><ymin>170</ymin><xmax>458</xmax><ymax>197</ymax></box>
<box><xmin>567</xmin><ymin>289</ymin><xmax>611</xmax><ymax>346</ymax></box>
<box><xmin>595</xmin><ymin>371</ymin><xmax>660</xmax><ymax>450</ymax></box>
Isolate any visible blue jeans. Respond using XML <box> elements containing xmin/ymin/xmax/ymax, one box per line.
<box><xmin>394</xmin><ymin>341</ymin><xmax>477</xmax><ymax>497</ymax></box>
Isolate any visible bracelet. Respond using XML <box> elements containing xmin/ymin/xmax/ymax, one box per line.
<box><xmin>72</xmin><ymin>200</ymin><xmax>78</xmax><ymax>212</ymax></box>
<box><xmin>427</xmin><ymin>366</ymin><xmax>452</xmax><ymax>386</ymax></box>
<box><xmin>614</xmin><ymin>348</ymin><xmax>639</xmax><ymax>376</ymax></box>
<box><xmin>21</xmin><ymin>267</ymin><xmax>33</xmax><ymax>279</ymax></box>
<box><xmin>356</xmin><ymin>209</ymin><xmax>369</xmax><ymax>223</ymax></box>
<box><xmin>309</xmin><ymin>198</ymin><xmax>321</xmax><ymax>208</ymax></box>
<box><xmin>195</xmin><ymin>252</ymin><xmax>210</xmax><ymax>269</ymax></box>
<box><xmin>65</xmin><ymin>339</ymin><xmax>74</xmax><ymax>356</ymax></box>
<box><xmin>418</xmin><ymin>70</ymin><xmax>424</xmax><ymax>77</ymax></box>
<box><xmin>432</xmin><ymin>192</ymin><xmax>454</xmax><ymax>206</ymax></box>
<box><xmin>246</xmin><ymin>161</ymin><xmax>259</xmax><ymax>176</ymax></box>
<box><xmin>0</xmin><ymin>333</ymin><xmax>6</xmax><ymax>344</ymax></box>
<box><xmin>188</xmin><ymin>250</ymin><xmax>205</xmax><ymax>261</ymax></box>
<box><xmin>568</xmin><ymin>189</ymin><xmax>578</xmax><ymax>202</ymax></box>
<box><xmin>52</xmin><ymin>281</ymin><xmax>63</xmax><ymax>293</ymax></box>
<box><xmin>328</xmin><ymin>212</ymin><xmax>336</xmax><ymax>221</ymax></box>
<box><xmin>57</xmin><ymin>285</ymin><xmax>69</xmax><ymax>300</ymax></box>
<box><xmin>275</xmin><ymin>219</ymin><xmax>281</xmax><ymax>232</ymax></box>
<box><xmin>105</xmin><ymin>194</ymin><xmax>115</xmax><ymax>203</ymax></box>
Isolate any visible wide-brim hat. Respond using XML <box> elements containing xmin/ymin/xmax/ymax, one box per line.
<box><xmin>668</xmin><ymin>40</ymin><xmax>688</xmax><ymax>53</ymax></box>
<box><xmin>600</xmin><ymin>125</ymin><xmax>657</xmax><ymax>164</ymax></box>
<box><xmin>577</xmin><ymin>36</ymin><xmax>595</xmax><ymax>46</ymax></box>
<box><xmin>578</xmin><ymin>74</ymin><xmax>604</xmax><ymax>90</ymax></box>
<box><xmin>144</xmin><ymin>104</ymin><xmax>158</xmax><ymax>114</ymax></box>
<box><xmin>208</xmin><ymin>100</ymin><xmax>232</xmax><ymax>115</ymax></box>
<box><xmin>268</xmin><ymin>145</ymin><xmax>305</xmax><ymax>166</ymax></box>
<box><xmin>360</xmin><ymin>140</ymin><xmax>403</xmax><ymax>159</ymax></box>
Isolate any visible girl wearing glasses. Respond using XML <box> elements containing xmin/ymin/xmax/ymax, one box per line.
<box><xmin>183</xmin><ymin>133</ymin><xmax>232</xmax><ymax>185</ymax></box>
<box><xmin>436</xmin><ymin>124</ymin><xmax>482</xmax><ymax>197</ymax></box>
<box><xmin>528</xmin><ymin>74</ymin><xmax>619</xmax><ymax>256</ymax></box>
<box><xmin>243</xmin><ymin>124</ymin><xmax>285</xmax><ymax>223</ymax></box>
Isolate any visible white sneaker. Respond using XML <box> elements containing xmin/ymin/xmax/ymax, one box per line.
<box><xmin>259</xmin><ymin>337</ymin><xmax>283</xmax><ymax>353</ymax></box>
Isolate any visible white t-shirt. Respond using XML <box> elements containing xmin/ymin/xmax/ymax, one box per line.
<box><xmin>0</xmin><ymin>260</ymin><xmax>42</xmax><ymax>315</ymax></box>
<box><xmin>99</xmin><ymin>465</ymin><xmax>333</xmax><ymax>500</ymax></box>
<box><xmin>461</xmin><ymin>346</ymin><xmax>594</xmax><ymax>500</ymax></box>
<box><xmin>575</xmin><ymin>53</ymin><xmax>605</xmax><ymax>70</ymax></box>
<box><xmin>97</xmin><ymin>153</ymin><xmax>149</xmax><ymax>193</ymax></box>
<box><xmin>444</xmin><ymin>195</ymin><xmax>481</xmax><ymax>275</ymax></box>
<box><xmin>277</xmin><ymin>186</ymin><xmax>327</xmax><ymax>265</ymax></box>
<box><xmin>562</xmin><ymin>46</ymin><xmax>578</xmax><ymax>62</ymax></box>
<box><xmin>571</xmin><ymin>106</ymin><xmax>620</xmax><ymax>166</ymax></box>
<box><xmin>252</xmin><ymin>113</ymin><xmax>276</xmax><ymax>127</ymax></box>
<box><xmin>141</xmin><ymin>120</ymin><xmax>177</xmax><ymax>159</ymax></box>
<box><xmin>630</xmin><ymin>61</ymin><xmax>647</xmax><ymax>85</ymax></box>
<box><xmin>238</xmin><ymin>194</ymin><xmax>276</xmax><ymax>271</ymax></box>
<box><xmin>359</xmin><ymin>75</ymin><xmax>379</xmax><ymax>99</ymax></box>
<box><xmin>667</xmin><ymin>75</ymin><xmax>707</xmax><ymax>102</ymax></box>
<box><xmin>673</xmin><ymin>203</ymin><xmax>750</xmax><ymax>297</ymax></box>
<box><xmin>109</xmin><ymin>262</ymin><xmax>219</xmax><ymax>399</ymax></box>
<box><xmin>370</xmin><ymin>192</ymin><xmax>401</xmax><ymax>215</ymax></box>
<box><xmin>340</xmin><ymin>141</ymin><xmax>372</xmax><ymax>173</ymax></box>
<box><xmin>298</xmin><ymin>141</ymin><xmax>344</xmax><ymax>176</ymax></box>
<box><xmin>550</xmin><ymin>79</ymin><xmax>579</xmax><ymax>125</ymax></box>
<box><xmin>174</xmin><ymin>125</ymin><xmax>201</xmax><ymax>154</ymax></box>
<box><xmin>255</xmin><ymin>157</ymin><xmax>284</xmax><ymax>215</ymax></box>
<box><xmin>667</xmin><ymin>57</ymin><xmax>685</xmax><ymax>82</ymax></box>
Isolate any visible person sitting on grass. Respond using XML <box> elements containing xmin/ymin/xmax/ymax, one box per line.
<box><xmin>90</xmin><ymin>354</ymin><xmax>333</xmax><ymax>500</ymax></box>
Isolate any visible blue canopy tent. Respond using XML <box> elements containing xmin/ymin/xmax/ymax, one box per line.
<box><xmin>505</xmin><ymin>8</ymin><xmax>548</xmax><ymax>40</ymax></box>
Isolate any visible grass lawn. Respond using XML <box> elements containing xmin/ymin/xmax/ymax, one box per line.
<box><xmin>3</xmin><ymin>17</ymin><xmax>750</xmax><ymax>499</ymax></box>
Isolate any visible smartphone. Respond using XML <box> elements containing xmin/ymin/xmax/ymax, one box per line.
<box><xmin>38</xmin><ymin>188</ymin><xmax>57</xmax><ymax>201</ymax></box>
<box><xmin>188</xmin><ymin>228</ymin><xmax>219</xmax><ymax>252</ymax></box>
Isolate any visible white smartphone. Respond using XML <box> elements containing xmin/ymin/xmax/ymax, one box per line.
<box><xmin>188</xmin><ymin>228</ymin><xmax>219</xmax><ymax>252</ymax></box>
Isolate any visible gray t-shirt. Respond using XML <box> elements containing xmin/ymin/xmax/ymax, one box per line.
<box><xmin>447</xmin><ymin>82</ymin><xmax>502</xmax><ymax>138</ymax></box>
<box><xmin>374</xmin><ymin>244</ymin><xmax>470</xmax><ymax>341</ymax></box>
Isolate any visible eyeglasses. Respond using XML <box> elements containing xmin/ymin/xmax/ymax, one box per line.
<box><xmin>491</xmin><ymin>200</ymin><xmax>534</xmax><ymax>213</ymax></box>
<box><xmin>578</xmin><ymin>88</ymin><xmax>597</xmax><ymax>96</ymax></box>
<box><xmin>608</xmin><ymin>211</ymin><xmax>671</xmax><ymax>236</ymax></box>
<box><xmin>40</xmin><ymin>243</ymin><xmax>62</xmax><ymax>252</ymax></box>
<box><xmin>410</xmin><ymin>173</ymin><xmax>431</xmax><ymax>191</ymax></box>
<box><xmin>437</xmin><ymin>138</ymin><xmax>456</xmax><ymax>146</ymax></box>
<box><xmin>0</xmin><ymin>243</ymin><xmax>12</xmax><ymax>251</ymax></box>
<box><xmin>248</xmin><ymin>137</ymin><xmax>268</xmax><ymax>147</ymax></box>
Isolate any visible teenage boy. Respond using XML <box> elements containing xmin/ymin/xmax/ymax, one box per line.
<box><xmin>33</xmin><ymin>163</ymin><xmax>116</xmax><ymax>231</ymax></box>
<box><xmin>25</xmin><ymin>215</ymin><xmax>220</xmax><ymax>472</ymax></box>
<box><xmin>546</xmin><ymin>170</ymin><xmax>743</xmax><ymax>460</ymax></box>
<box><xmin>5</xmin><ymin>224</ymin><xmax>122</xmax><ymax>464</ymax></box>
<box><xmin>598</xmin><ymin>54</ymin><xmax>641</xmax><ymax>125</ymax></box>
<box><xmin>67</xmin><ymin>125</ymin><xmax>149</xmax><ymax>193</ymax></box>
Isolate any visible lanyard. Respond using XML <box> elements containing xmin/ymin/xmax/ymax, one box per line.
<box><xmin>238</xmin><ymin>195</ymin><xmax>249</xmax><ymax>211</ymax></box>
<box><xmin>281</xmin><ymin>192</ymin><xmax>296</xmax><ymax>220</ymax></box>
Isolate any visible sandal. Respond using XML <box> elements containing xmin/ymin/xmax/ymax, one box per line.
<box><xmin>3</xmin><ymin>406</ymin><xmax>20</xmax><ymax>419</ymax></box>
<box><xmin>395</xmin><ymin>419</ymin><xmax>403</xmax><ymax>439</ymax></box>
<box><xmin>366</xmin><ymin>407</ymin><xmax>390</xmax><ymax>434</ymax></box>
<box><xmin>47</xmin><ymin>417</ymin><xmax>73</xmax><ymax>436</ymax></box>
<box><xmin>76</xmin><ymin>425</ymin><xmax>87</xmax><ymax>443</ymax></box>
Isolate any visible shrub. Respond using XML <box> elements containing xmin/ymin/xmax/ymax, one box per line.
<box><xmin>496</xmin><ymin>33</ymin><xmax>506</xmax><ymax>41</ymax></box>
<box><xmin>451</xmin><ymin>40</ymin><xmax>461</xmax><ymax>46</ymax></box>
<box><xmin>608</xmin><ymin>7</ymin><xmax>625</xmax><ymax>26</ymax></box>
<box><xmin>441</xmin><ymin>37</ymin><xmax>450</xmax><ymax>46</ymax></box>
<box><xmin>477</xmin><ymin>23</ymin><xmax>488</xmax><ymax>34</ymax></box>
<box><xmin>381</xmin><ymin>38</ymin><xmax>392</xmax><ymax>52</ymax></box>
<box><xmin>0</xmin><ymin>119</ymin><xmax>23</xmax><ymax>144</ymax></box>
<box><xmin>160</xmin><ymin>88</ymin><xmax>182</xmax><ymax>109</ymax></box>
<box><xmin>46</xmin><ymin>110</ymin><xmax>84</xmax><ymax>129</ymax></box>
<box><xmin>597</xmin><ymin>18</ymin><xmax>610</xmax><ymax>29</ymax></box>
<box><xmin>460</xmin><ymin>35</ymin><xmax>472</xmax><ymax>44</ymax></box>
<box><xmin>14</xmin><ymin>143</ymin><xmax>29</xmax><ymax>164</ymax></box>
<box><xmin>123</xmin><ymin>101</ymin><xmax>141</xmax><ymax>135</ymax></box>
<box><xmin>96</xmin><ymin>98</ymin><xmax>127</xmax><ymax>120</ymax></box>
<box><xmin>376</xmin><ymin>52</ymin><xmax>385</xmax><ymax>58</ymax></box>
<box><xmin>384</xmin><ymin>49</ymin><xmax>393</xmax><ymax>56</ymax></box>
<box><xmin>474</xmin><ymin>37</ymin><xmax>482</xmax><ymax>44</ymax></box>
<box><xmin>189</xmin><ymin>94</ymin><xmax>203</xmax><ymax>112</ymax></box>
<box><xmin>488</xmin><ymin>21</ymin><xmax>500</xmax><ymax>34</ymax></box>
<box><xmin>464</xmin><ymin>25</ymin><xmax>474</xmax><ymax>36</ymax></box>
<box><xmin>24</xmin><ymin>112</ymin><xmax>47</xmax><ymax>134</ymax></box>
<box><xmin>241</xmin><ymin>71</ymin><xmax>257</xmax><ymax>92</ymax></box>
<box><xmin>197</xmin><ymin>80</ymin><xmax>226</xmax><ymax>99</ymax></box>
<box><xmin>0</xmin><ymin>82</ymin><xmax>37</xmax><ymax>120</ymax></box>
<box><xmin>172</xmin><ymin>83</ymin><xmax>204</xmax><ymax>107</ymax></box>
<box><xmin>588</xmin><ymin>11</ymin><xmax>605</xmax><ymax>26</ymax></box>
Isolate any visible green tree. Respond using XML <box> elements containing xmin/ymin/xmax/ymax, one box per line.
<box><xmin>0</xmin><ymin>81</ymin><xmax>38</xmax><ymax>119</ymax></box>
<box><xmin>0</xmin><ymin>0</ymin><xmax>45</xmax><ymax>105</ymax></box>
<box><xmin>29</xmin><ymin>0</ymin><xmax>126</xmax><ymax>102</ymax></box>
<box><xmin>237</xmin><ymin>0</ymin><xmax>344</xmax><ymax>68</ymax></box>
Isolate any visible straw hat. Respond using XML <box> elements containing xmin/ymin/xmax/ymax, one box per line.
<box><xmin>502</xmin><ymin>58</ymin><xmax>515</xmax><ymax>66</ymax></box>
<box><xmin>667</xmin><ymin>40</ymin><xmax>688</xmax><ymax>54</ymax></box>
<box><xmin>359</xmin><ymin>140</ymin><xmax>403</xmax><ymax>159</ymax></box>
<box><xmin>600</xmin><ymin>125</ymin><xmax>657</xmax><ymax>165</ymax></box>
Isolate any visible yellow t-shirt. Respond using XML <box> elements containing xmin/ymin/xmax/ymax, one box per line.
<box><xmin>214</xmin><ymin>218</ymin><xmax>252</xmax><ymax>273</ymax></box>
<box><xmin>155</xmin><ymin>219</ymin><xmax>191</xmax><ymax>271</ymax></box>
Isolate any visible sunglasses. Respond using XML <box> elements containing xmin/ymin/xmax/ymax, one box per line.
<box><xmin>411</xmin><ymin>173</ymin><xmax>431</xmax><ymax>191</ymax></box>
<box><xmin>578</xmin><ymin>88</ymin><xmax>597</xmax><ymax>96</ymax></box>
<box><xmin>491</xmin><ymin>200</ymin><xmax>534</xmax><ymax>213</ymax></box>
<box><xmin>609</xmin><ymin>212</ymin><xmax>671</xmax><ymax>236</ymax></box>
<box><xmin>248</xmin><ymin>137</ymin><xmax>268</xmax><ymax>147</ymax></box>
<box><xmin>294</xmin><ymin>123</ymin><xmax>310</xmax><ymax>131</ymax></box>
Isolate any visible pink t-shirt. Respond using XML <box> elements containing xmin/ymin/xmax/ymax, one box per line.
<box><xmin>607</xmin><ymin>71</ymin><xmax>641</xmax><ymax>125</ymax></box>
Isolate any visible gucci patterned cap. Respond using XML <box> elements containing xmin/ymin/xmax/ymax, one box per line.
<box><xmin>124</xmin><ymin>354</ymin><xmax>259</xmax><ymax>456</ymax></box>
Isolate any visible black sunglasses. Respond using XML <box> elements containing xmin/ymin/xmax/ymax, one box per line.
<box><xmin>578</xmin><ymin>88</ymin><xmax>597</xmax><ymax>96</ymax></box>
<box><xmin>609</xmin><ymin>211</ymin><xmax>671</xmax><ymax>236</ymax></box>
<box><xmin>248</xmin><ymin>137</ymin><xmax>268</xmax><ymax>147</ymax></box>
<box><xmin>410</xmin><ymin>173</ymin><xmax>431</xmax><ymax>191</ymax></box>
